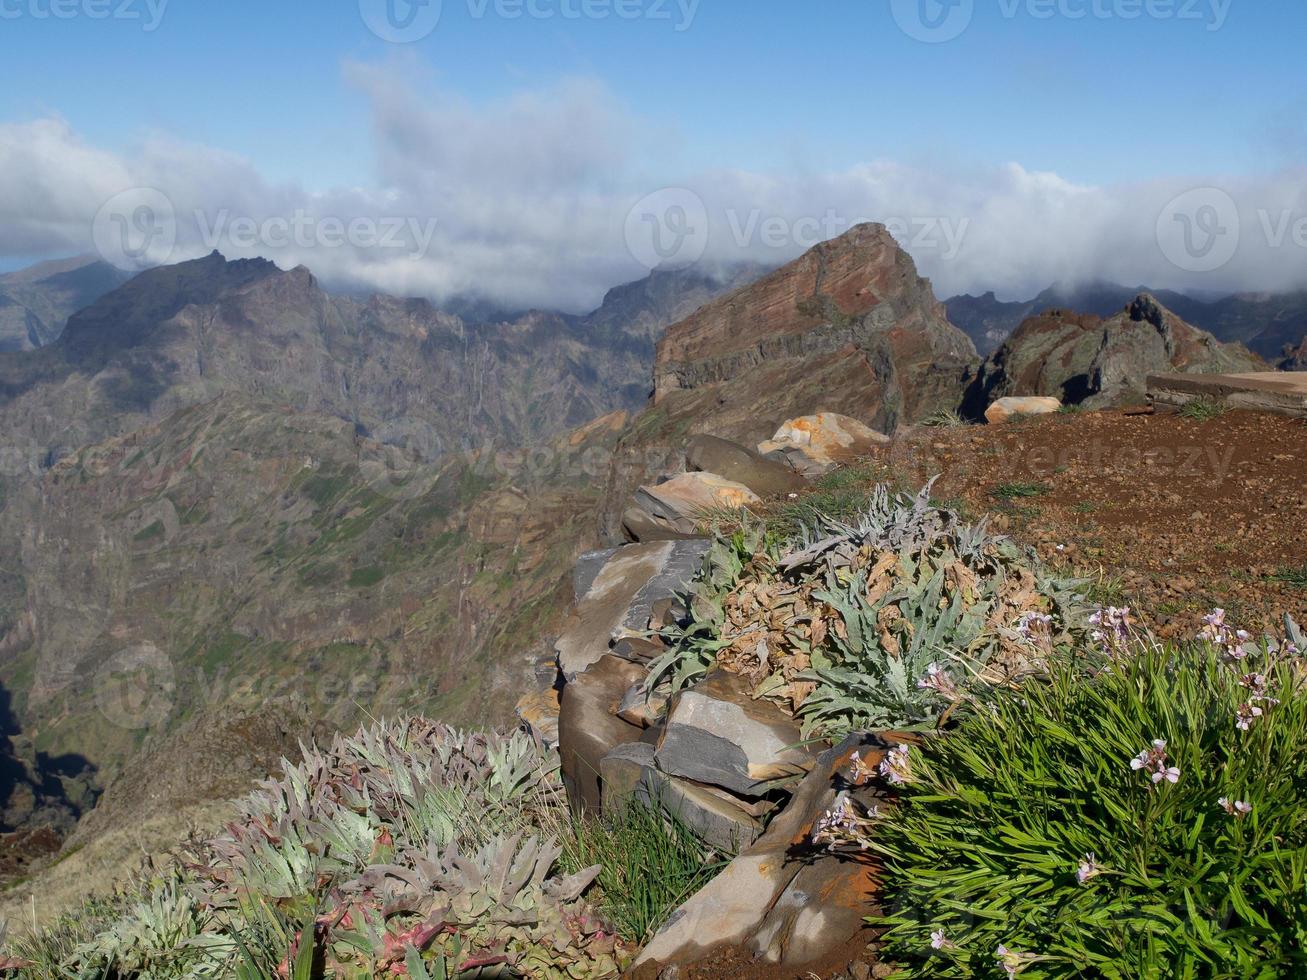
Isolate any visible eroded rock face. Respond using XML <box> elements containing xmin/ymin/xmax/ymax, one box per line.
<box><xmin>652</xmin><ymin>223</ymin><xmax>978</xmax><ymax>426</ymax></box>
<box><xmin>758</xmin><ymin>413</ymin><xmax>891</xmax><ymax>477</ymax></box>
<box><xmin>966</xmin><ymin>294</ymin><xmax>1265</xmax><ymax>412</ymax></box>
<box><xmin>1283</xmin><ymin>337</ymin><xmax>1307</xmax><ymax>371</ymax></box>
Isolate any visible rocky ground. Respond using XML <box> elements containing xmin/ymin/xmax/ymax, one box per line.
<box><xmin>855</xmin><ymin>407</ymin><xmax>1306</xmax><ymax>637</ymax></box>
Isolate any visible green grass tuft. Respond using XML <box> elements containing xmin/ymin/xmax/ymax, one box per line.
<box><xmin>560</xmin><ymin>802</ymin><xmax>730</xmax><ymax>944</ymax></box>
<box><xmin>990</xmin><ymin>481</ymin><xmax>1049</xmax><ymax>500</ymax></box>
<box><xmin>1179</xmin><ymin>396</ymin><xmax>1228</xmax><ymax>421</ymax></box>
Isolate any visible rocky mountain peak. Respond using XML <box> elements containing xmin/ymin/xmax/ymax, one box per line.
<box><xmin>652</xmin><ymin>223</ymin><xmax>976</xmax><ymax>426</ymax></box>
<box><xmin>964</xmin><ymin>292</ymin><xmax>1264</xmax><ymax>412</ymax></box>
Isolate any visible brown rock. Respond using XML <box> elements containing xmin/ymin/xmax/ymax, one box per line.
<box><xmin>629</xmin><ymin>472</ymin><xmax>762</xmax><ymax>538</ymax></box>
<box><xmin>967</xmin><ymin>294</ymin><xmax>1265</xmax><ymax>412</ymax></box>
<box><xmin>558</xmin><ymin>655</ymin><xmax>648</xmax><ymax>813</ymax></box>
<box><xmin>757</xmin><ymin>413</ymin><xmax>890</xmax><ymax>477</ymax></box>
<box><xmin>685</xmin><ymin>434</ymin><xmax>808</xmax><ymax>497</ymax></box>
<box><xmin>632</xmin><ymin>734</ymin><xmax>886</xmax><ymax>976</ymax></box>
<box><xmin>514</xmin><ymin>688</ymin><xmax>560</xmax><ymax>747</ymax></box>
<box><xmin>984</xmin><ymin>395</ymin><xmax>1062</xmax><ymax>424</ymax></box>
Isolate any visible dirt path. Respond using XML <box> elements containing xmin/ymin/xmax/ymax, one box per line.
<box><xmin>874</xmin><ymin>408</ymin><xmax>1305</xmax><ymax>639</ymax></box>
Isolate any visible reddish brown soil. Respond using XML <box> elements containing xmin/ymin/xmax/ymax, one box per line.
<box><xmin>875</xmin><ymin>408</ymin><xmax>1306</xmax><ymax>638</ymax></box>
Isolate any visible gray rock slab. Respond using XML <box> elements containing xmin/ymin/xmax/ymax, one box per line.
<box><xmin>555</xmin><ymin>539</ymin><xmax>709</xmax><ymax>680</ymax></box>
<box><xmin>654</xmin><ymin>672</ymin><xmax>817</xmax><ymax>797</ymax></box>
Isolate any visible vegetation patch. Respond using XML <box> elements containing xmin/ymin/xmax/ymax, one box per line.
<box><xmin>841</xmin><ymin>615</ymin><xmax>1307</xmax><ymax>978</ymax></box>
<box><xmin>651</xmin><ymin>485</ymin><xmax>1088</xmax><ymax>736</ymax></box>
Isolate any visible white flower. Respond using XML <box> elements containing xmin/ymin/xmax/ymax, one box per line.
<box><xmin>917</xmin><ymin>662</ymin><xmax>960</xmax><ymax>699</ymax></box>
<box><xmin>1235</xmin><ymin>702</ymin><xmax>1264</xmax><ymax>731</ymax></box>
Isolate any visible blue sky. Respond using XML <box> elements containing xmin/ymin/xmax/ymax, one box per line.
<box><xmin>1</xmin><ymin>0</ymin><xmax>1305</xmax><ymax>305</ymax></box>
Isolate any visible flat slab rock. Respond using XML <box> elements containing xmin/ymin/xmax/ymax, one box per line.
<box><xmin>654</xmin><ymin>671</ymin><xmax>817</xmax><ymax>797</ymax></box>
<box><xmin>1148</xmin><ymin>371</ymin><xmax>1307</xmax><ymax>418</ymax></box>
<box><xmin>685</xmin><ymin>434</ymin><xmax>807</xmax><ymax>498</ymax></box>
<box><xmin>631</xmin><ymin>734</ymin><xmax>889</xmax><ymax>978</ymax></box>
<box><xmin>601</xmin><ymin>743</ymin><xmax>765</xmax><ymax>851</ymax></box>
<box><xmin>555</xmin><ymin>539</ymin><xmax>709</xmax><ymax>680</ymax></box>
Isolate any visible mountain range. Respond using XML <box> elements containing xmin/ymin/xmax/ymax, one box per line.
<box><xmin>946</xmin><ymin>280</ymin><xmax>1307</xmax><ymax>364</ymax></box>
<box><xmin>0</xmin><ymin>229</ymin><xmax>1299</xmax><ymax>914</ymax></box>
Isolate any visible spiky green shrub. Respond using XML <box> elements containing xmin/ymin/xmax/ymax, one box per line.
<box><xmin>649</xmin><ymin>484</ymin><xmax>1088</xmax><ymax>736</ymax></box>
<box><xmin>859</xmin><ymin>616</ymin><xmax>1307</xmax><ymax>978</ymax></box>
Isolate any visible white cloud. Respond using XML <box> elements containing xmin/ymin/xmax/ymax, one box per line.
<box><xmin>2</xmin><ymin>69</ymin><xmax>1306</xmax><ymax>311</ymax></box>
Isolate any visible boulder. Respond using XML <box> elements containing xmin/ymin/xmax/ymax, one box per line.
<box><xmin>757</xmin><ymin>413</ymin><xmax>889</xmax><ymax>478</ymax></box>
<box><xmin>654</xmin><ymin>672</ymin><xmax>817</xmax><ymax>797</ymax></box>
<box><xmin>965</xmin><ymin>295</ymin><xmax>1265</xmax><ymax>413</ymax></box>
<box><xmin>600</xmin><ymin>742</ymin><xmax>765</xmax><ymax>851</ymax></box>
<box><xmin>620</xmin><ymin>505</ymin><xmax>704</xmax><ymax>544</ymax></box>
<box><xmin>631</xmin><ymin>734</ymin><xmax>888</xmax><ymax>977</ymax></box>
<box><xmin>555</xmin><ymin>539</ymin><xmax>709</xmax><ymax>681</ymax></box>
<box><xmin>628</xmin><ymin>473</ymin><xmax>761</xmax><ymax>539</ymax></box>
<box><xmin>984</xmin><ymin>395</ymin><xmax>1062</xmax><ymax>424</ymax></box>
<box><xmin>685</xmin><ymin>434</ymin><xmax>807</xmax><ymax>497</ymax></box>
<box><xmin>514</xmin><ymin>688</ymin><xmax>560</xmax><ymax>747</ymax></box>
<box><xmin>558</xmin><ymin>655</ymin><xmax>648</xmax><ymax>813</ymax></box>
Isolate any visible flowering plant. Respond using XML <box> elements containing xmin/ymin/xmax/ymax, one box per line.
<box><xmin>853</xmin><ymin>616</ymin><xmax>1307</xmax><ymax>978</ymax></box>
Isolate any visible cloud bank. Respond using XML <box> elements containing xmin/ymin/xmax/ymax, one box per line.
<box><xmin>2</xmin><ymin>64</ymin><xmax>1306</xmax><ymax>311</ymax></box>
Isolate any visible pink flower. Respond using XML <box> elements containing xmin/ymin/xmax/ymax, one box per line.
<box><xmin>917</xmin><ymin>662</ymin><xmax>960</xmax><ymax>699</ymax></box>
<box><xmin>930</xmin><ymin>930</ymin><xmax>956</xmax><ymax>951</ymax></box>
<box><xmin>1131</xmin><ymin>739</ymin><xmax>1179</xmax><ymax>785</ymax></box>
<box><xmin>879</xmin><ymin>744</ymin><xmax>913</xmax><ymax>786</ymax></box>
<box><xmin>1235</xmin><ymin>703</ymin><xmax>1264</xmax><ymax>731</ymax></box>
<box><xmin>1076</xmin><ymin>853</ymin><xmax>1102</xmax><ymax>886</ymax></box>
<box><xmin>1219</xmin><ymin>797</ymin><xmax>1252</xmax><ymax>818</ymax></box>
